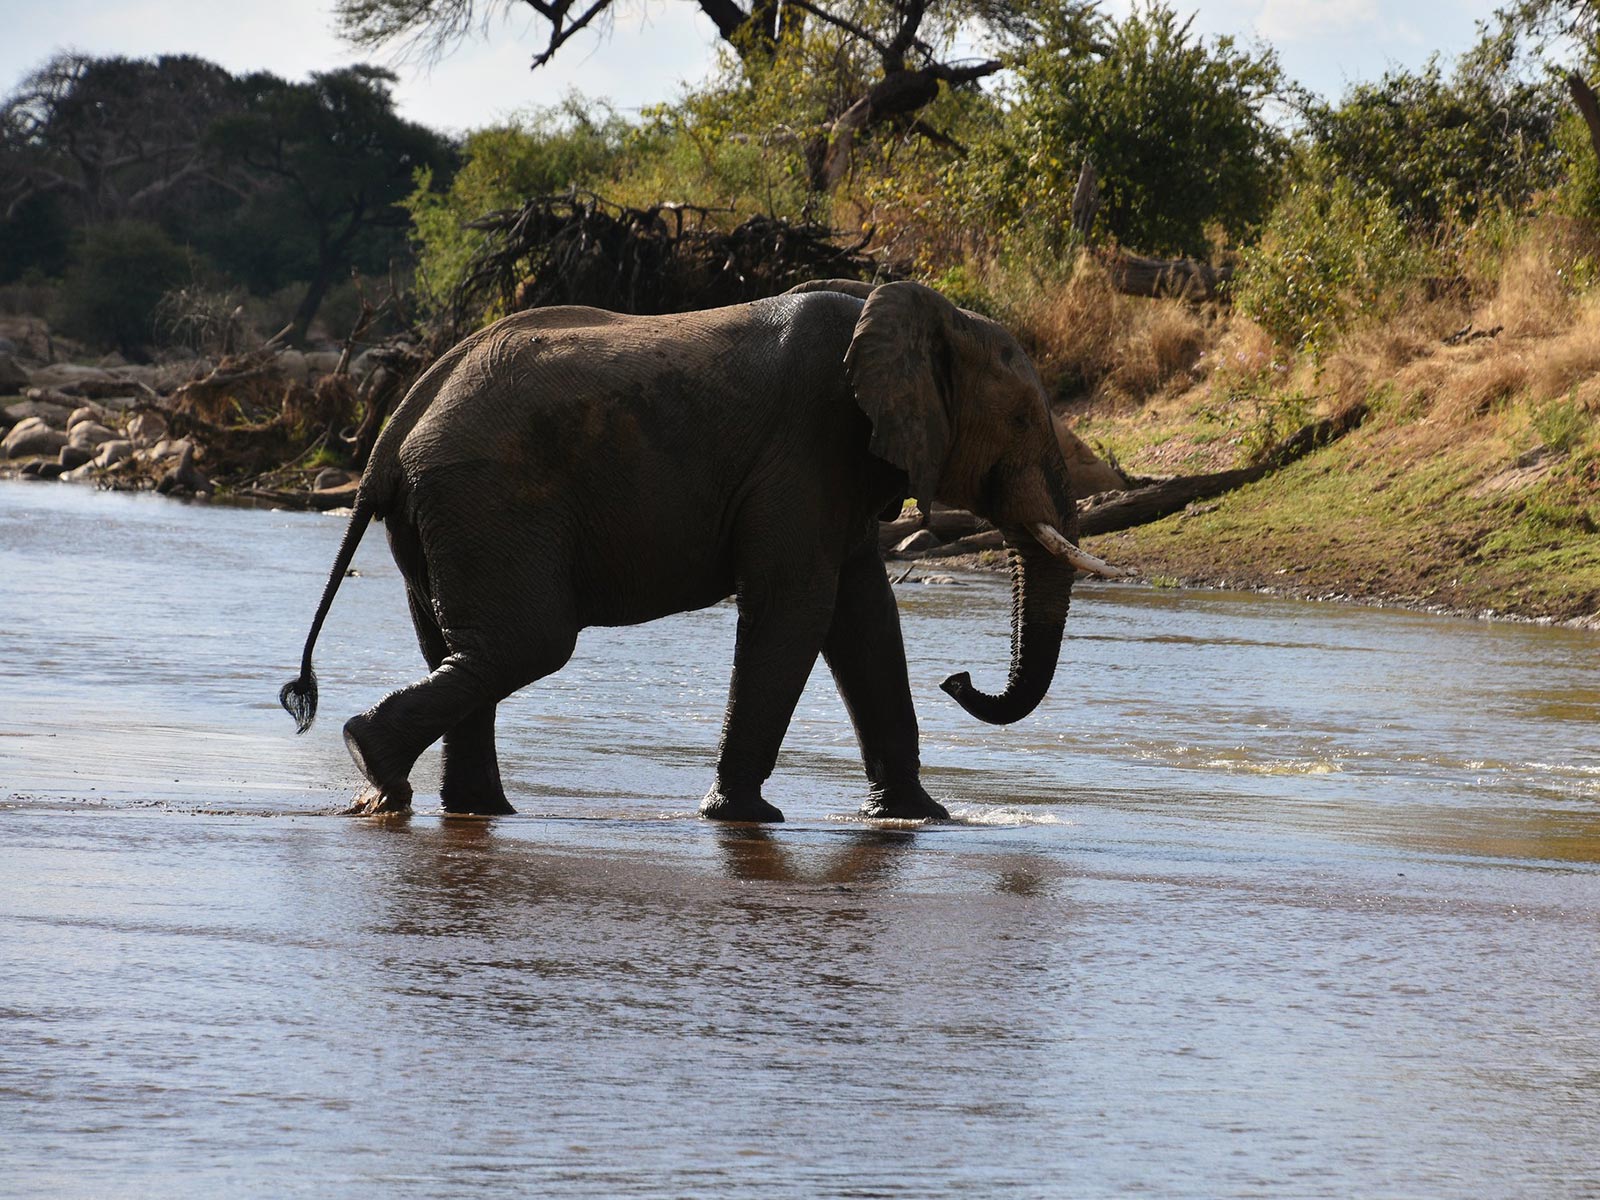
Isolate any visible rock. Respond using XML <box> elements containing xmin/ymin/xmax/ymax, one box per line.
<box><xmin>350</xmin><ymin>348</ymin><xmax>384</xmax><ymax>380</ymax></box>
<box><xmin>2</xmin><ymin>417</ymin><xmax>68</xmax><ymax>458</ymax></box>
<box><xmin>58</xmin><ymin>444</ymin><xmax>94</xmax><ymax>469</ymax></box>
<box><xmin>0</xmin><ymin>353</ymin><xmax>29</xmax><ymax>393</ymax></box>
<box><xmin>157</xmin><ymin>441</ymin><xmax>213</xmax><ymax>496</ymax></box>
<box><xmin>892</xmin><ymin>529</ymin><xmax>944</xmax><ymax>555</ymax></box>
<box><xmin>147</xmin><ymin>437</ymin><xmax>191</xmax><ymax>462</ymax></box>
<box><xmin>20</xmin><ymin>459</ymin><xmax>66</xmax><ymax>479</ymax></box>
<box><xmin>66</xmin><ymin>405</ymin><xmax>103</xmax><ymax>430</ymax></box>
<box><xmin>62</xmin><ymin>462</ymin><xmax>97</xmax><ymax>482</ymax></box>
<box><xmin>274</xmin><ymin>349</ymin><xmax>309</xmax><ymax>383</ymax></box>
<box><xmin>0</xmin><ymin>316</ymin><xmax>50</xmax><ymax>361</ymax></box>
<box><xmin>93</xmin><ymin>440</ymin><xmax>134</xmax><ymax>469</ymax></box>
<box><xmin>304</xmin><ymin>350</ymin><xmax>342</xmax><ymax>376</ymax></box>
<box><xmin>68</xmin><ymin>421</ymin><xmax>119</xmax><ymax>450</ymax></box>
<box><xmin>26</xmin><ymin>364</ymin><xmax>119</xmax><ymax>392</ymax></box>
<box><xmin>126</xmin><ymin>411</ymin><xmax>168</xmax><ymax>446</ymax></box>
<box><xmin>314</xmin><ymin>467</ymin><xmax>357</xmax><ymax>491</ymax></box>
<box><xmin>3</xmin><ymin>398</ymin><xmax>75</xmax><ymax>430</ymax></box>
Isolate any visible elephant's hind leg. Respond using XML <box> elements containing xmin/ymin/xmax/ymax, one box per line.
<box><xmin>400</xmin><ymin>580</ymin><xmax>515</xmax><ymax>816</ymax></box>
<box><xmin>342</xmin><ymin>635</ymin><xmax>572</xmax><ymax>816</ymax></box>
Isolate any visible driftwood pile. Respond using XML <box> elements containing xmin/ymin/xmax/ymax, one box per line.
<box><xmin>447</xmin><ymin>192</ymin><xmax>888</xmax><ymax>331</ymax></box>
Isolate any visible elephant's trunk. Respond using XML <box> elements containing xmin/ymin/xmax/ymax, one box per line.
<box><xmin>940</xmin><ymin>527</ymin><xmax>1076</xmax><ymax>726</ymax></box>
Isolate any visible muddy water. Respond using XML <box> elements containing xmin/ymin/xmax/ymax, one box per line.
<box><xmin>2</xmin><ymin>480</ymin><xmax>1598</xmax><ymax>1198</ymax></box>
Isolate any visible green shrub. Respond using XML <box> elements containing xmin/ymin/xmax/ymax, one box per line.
<box><xmin>1234</xmin><ymin>173</ymin><xmax>1432</xmax><ymax>355</ymax></box>
<box><xmin>52</xmin><ymin>220</ymin><xmax>191</xmax><ymax>357</ymax></box>
<box><xmin>1304</xmin><ymin>57</ymin><xmax>1562</xmax><ymax>231</ymax></box>
<box><xmin>966</xmin><ymin>1</ymin><xmax>1287</xmax><ymax>259</ymax></box>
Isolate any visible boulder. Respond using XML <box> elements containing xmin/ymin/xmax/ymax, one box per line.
<box><xmin>274</xmin><ymin>349</ymin><xmax>310</xmax><ymax>383</ymax></box>
<box><xmin>127</xmin><ymin>411</ymin><xmax>168</xmax><ymax>446</ymax></box>
<box><xmin>2</xmin><ymin>417</ymin><xmax>68</xmax><ymax>458</ymax></box>
<box><xmin>58</xmin><ymin>443</ymin><xmax>94</xmax><ymax>469</ymax></box>
<box><xmin>304</xmin><ymin>350</ymin><xmax>342</xmax><ymax>376</ymax></box>
<box><xmin>68</xmin><ymin>421</ymin><xmax>119</xmax><ymax>450</ymax></box>
<box><xmin>157</xmin><ymin>441</ymin><xmax>213</xmax><ymax>496</ymax></box>
<box><xmin>66</xmin><ymin>405</ymin><xmax>104</xmax><ymax>430</ymax></box>
<box><xmin>27</xmin><ymin>363</ymin><xmax>119</xmax><ymax>392</ymax></box>
<box><xmin>314</xmin><ymin>467</ymin><xmax>357</xmax><ymax>491</ymax></box>
<box><xmin>0</xmin><ymin>353</ymin><xmax>29</xmax><ymax>393</ymax></box>
<box><xmin>147</xmin><ymin>437</ymin><xmax>190</xmax><ymax>462</ymax></box>
<box><xmin>3</xmin><ymin>398</ymin><xmax>75</xmax><ymax>430</ymax></box>
<box><xmin>93</xmin><ymin>439</ymin><xmax>134</xmax><ymax>469</ymax></box>
<box><xmin>20</xmin><ymin>458</ymin><xmax>67</xmax><ymax>479</ymax></box>
<box><xmin>0</xmin><ymin>317</ymin><xmax>51</xmax><ymax>361</ymax></box>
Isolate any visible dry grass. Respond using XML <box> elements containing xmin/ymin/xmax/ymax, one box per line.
<box><xmin>1005</xmin><ymin>253</ymin><xmax>1210</xmax><ymax>406</ymax></box>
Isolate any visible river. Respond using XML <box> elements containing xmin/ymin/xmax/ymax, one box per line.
<box><xmin>2</xmin><ymin>480</ymin><xmax>1597</xmax><ymax>1197</ymax></box>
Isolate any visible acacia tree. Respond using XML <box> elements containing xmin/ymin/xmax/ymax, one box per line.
<box><xmin>336</xmin><ymin>0</ymin><xmax>1006</xmax><ymax>190</ymax></box>
<box><xmin>0</xmin><ymin>53</ymin><xmax>242</xmax><ymax>225</ymax></box>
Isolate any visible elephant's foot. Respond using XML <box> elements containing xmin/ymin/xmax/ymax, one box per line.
<box><xmin>440</xmin><ymin>785</ymin><xmax>516</xmax><ymax>817</ymax></box>
<box><xmin>342</xmin><ymin>713</ymin><xmax>416</xmax><ymax>817</ymax></box>
<box><xmin>699</xmin><ymin>783</ymin><xmax>785</xmax><ymax>823</ymax></box>
<box><xmin>340</xmin><ymin>782</ymin><xmax>414</xmax><ymax>817</ymax></box>
<box><xmin>860</xmin><ymin>782</ymin><xmax>949</xmax><ymax>822</ymax></box>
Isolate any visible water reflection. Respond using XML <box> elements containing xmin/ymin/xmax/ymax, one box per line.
<box><xmin>711</xmin><ymin>825</ymin><xmax>916</xmax><ymax>886</ymax></box>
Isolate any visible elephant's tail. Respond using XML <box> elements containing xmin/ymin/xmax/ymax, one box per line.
<box><xmin>279</xmin><ymin>498</ymin><xmax>377</xmax><ymax>734</ymax></box>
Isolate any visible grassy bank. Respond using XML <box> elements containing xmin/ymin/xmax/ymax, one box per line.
<box><xmin>1032</xmin><ymin>243</ymin><xmax>1600</xmax><ymax>625</ymax></box>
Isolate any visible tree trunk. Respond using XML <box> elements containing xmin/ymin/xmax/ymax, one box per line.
<box><xmin>1099</xmin><ymin>249</ymin><xmax>1233</xmax><ymax>302</ymax></box>
<box><xmin>1568</xmin><ymin>72</ymin><xmax>1600</xmax><ymax>170</ymax></box>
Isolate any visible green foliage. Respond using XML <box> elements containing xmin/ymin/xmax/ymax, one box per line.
<box><xmin>969</xmin><ymin>1</ymin><xmax>1287</xmax><ymax>258</ymax></box>
<box><xmin>406</xmin><ymin>99</ymin><xmax>632</xmax><ymax>313</ymax></box>
<box><xmin>1303</xmin><ymin>56</ymin><xmax>1564</xmax><ymax>230</ymax></box>
<box><xmin>52</xmin><ymin>220</ymin><xmax>190</xmax><ymax>356</ymax></box>
<box><xmin>1534</xmin><ymin>393</ymin><xmax>1592</xmax><ymax>452</ymax></box>
<box><xmin>628</xmin><ymin>28</ymin><xmax>871</xmax><ymax>216</ymax></box>
<box><xmin>1234</xmin><ymin>173</ymin><xmax>1432</xmax><ymax>355</ymax></box>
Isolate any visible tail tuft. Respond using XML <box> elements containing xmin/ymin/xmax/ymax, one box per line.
<box><xmin>279</xmin><ymin>671</ymin><xmax>319</xmax><ymax>734</ymax></box>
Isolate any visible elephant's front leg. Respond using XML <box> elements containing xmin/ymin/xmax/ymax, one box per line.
<box><xmin>440</xmin><ymin>704</ymin><xmax>515</xmax><ymax>816</ymax></box>
<box><xmin>823</xmin><ymin>546</ymin><xmax>949</xmax><ymax>821</ymax></box>
<box><xmin>700</xmin><ymin>579</ymin><xmax>839</xmax><ymax>823</ymax></box>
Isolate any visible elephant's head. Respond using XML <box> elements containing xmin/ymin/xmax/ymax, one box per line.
<box><xmin>824</xmin><ymin>279</ymin><xmax>1125</xmax><ymax>725</ymax></box>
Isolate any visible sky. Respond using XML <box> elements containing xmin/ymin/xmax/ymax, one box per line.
<box><xmin>2</xmin><ymin>0</ymin><xmax>1506</xmax><ymax>134</ymax></box>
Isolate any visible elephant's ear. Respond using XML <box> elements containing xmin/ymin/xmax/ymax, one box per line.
<box><xmin>784</xmin><ymin>278</ymin><xmax>879</xmax><ymax>300</ymax></box>
<box><xmin>844</xmin><ymin>280</ymin><xmax>967</xmax><ymax>501</ymax></box>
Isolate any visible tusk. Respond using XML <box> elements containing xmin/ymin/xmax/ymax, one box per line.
<box><xmin>1029</xmin><ymin>523</ymin><xmax>1135</xmax><ymax>579</ymax></box>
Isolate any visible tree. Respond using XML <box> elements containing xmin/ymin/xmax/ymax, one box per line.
<box><xmin>0</xmin><ymin>53</ymin><xmax>241</xmax><ymax>227</ymax></box>
<box><xmin>967</xmin><ymin>1</ymin><xmax>1286</xmax><ymax>258</ymax></box>
<box><xmin>51</xmin><ymin>220</ymin><xmax>190</xmax><ymax>357</ymax></box>
<box><xmin>209</xmin><ymin>65</ymin><xmax>457</xmax><ymax>342</ymax></box>
<box><xmin>1302</xmin><ymin>58</ymin><xmax>1563</xmax><ymax>230</ymax></box>
<box><xmin>336</xmin><ymin>0</ymin><xmax>1003</xmax><ymax>191</ymax></box>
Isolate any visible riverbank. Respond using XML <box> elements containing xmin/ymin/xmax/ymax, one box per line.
<box><xmin>5</xmin><ymin>268</ymin><xmax>1599</xmax><ymax>629</ymax></box>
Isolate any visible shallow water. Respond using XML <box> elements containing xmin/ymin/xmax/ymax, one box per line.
<box><xmin>2</xmin><ymin>480</ymin><xmax>1598</xmax><ymax>1197</ymax></box>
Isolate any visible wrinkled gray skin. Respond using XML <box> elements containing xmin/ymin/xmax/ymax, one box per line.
<box><xmin>281</xmin><ymin>280</ymin><xmax>1080</xmax><ymax>821</ymax></box>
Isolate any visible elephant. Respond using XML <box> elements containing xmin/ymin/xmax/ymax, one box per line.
<box><xmin>279</xmin><ymin>278</ymin><xmax>1124</xmax><ymax>821</ymax></box>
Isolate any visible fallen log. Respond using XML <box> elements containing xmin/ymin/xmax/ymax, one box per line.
<box><xmin>1078</xmin><ymin>402</ymin><xmax>1369</xmax><ymax>537</ymax></box>
<box><xmin>1099</xmin><ymin>250</ymin><xmax>1233</xmax><ymax>303</ymax></box>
